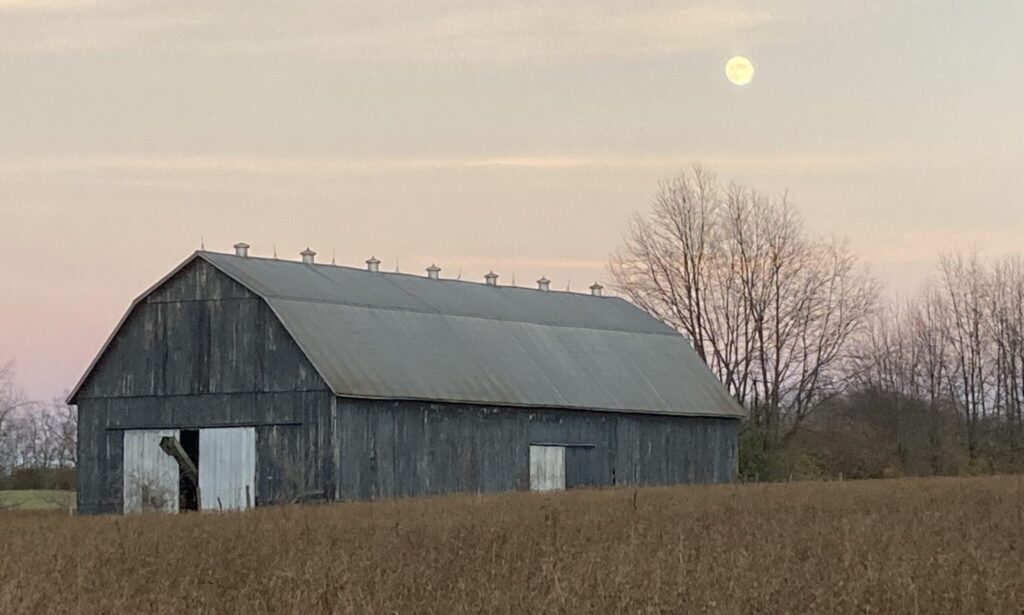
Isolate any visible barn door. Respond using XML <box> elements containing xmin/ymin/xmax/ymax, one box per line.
<box><xmin>199</xmin><ymin>427</ymin><xmax>256</xmax><ymax>511</ymax></box>
<box><xmin>123</xmin><ymin>429</ymin><xmax>180</xmax><ymax>514</ymax></box>
<box><xmin>529</xmin><ymin>445</ymin><xmax>566</xmax><ymax>492</ymax></box>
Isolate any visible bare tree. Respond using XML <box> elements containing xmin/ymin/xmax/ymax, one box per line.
<box><xmin>851</xmin><ymin>291</ymin><xmax>960</xmax><ymax>474</ymax></box>
<box><xmin>41</xmin><ymin>398</ymin><xmax>77</xmax><ymax>468</ymax></box>
<box><xmin>0</xmin><ymin>360</ymin><xmax>78</xmax><ymax>489</ymax></box>
<box><xmin>0</xmin><ymin>358</ymin><xmax>32</xmax><ymax>479</ymax></box>
<box><xmin>851</xmin><ymin>252</ymin><xmax>1024</xmax><ymax>470</ymax></box>
<box><xmin>909</xmin><ymin>287</ymin><xmax>956</xmax><ymax>472</ymax></box>
<box><xmin>612</xmin><ymin>171</ymin><xmax>1024</xmax><ymax>473</ymax></box>
<box><xmin>610</xmin><ymin>166</ymin><xmax>880</xmax><ymax>447</ymax></box>
<box><xmin>986</xmin><ymin>258</ymin><xmax>1024</xmax><ymax>455</ymax></box>
<box><xmin>938</xmin><ymin>252</ymin><xmax>991</xmax><ymax>459</ymax></box>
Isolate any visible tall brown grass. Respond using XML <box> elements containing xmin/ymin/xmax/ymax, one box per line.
<box><xmin>2</xmin><ymin>476</ymin><xmax>1023</xmax><ymax>613</ymax></box>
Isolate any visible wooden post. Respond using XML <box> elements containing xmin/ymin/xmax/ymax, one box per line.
<box><xmin>159</xmin><ymin>436</ymin><xmax>198</xmax><ymax>486</ymax></box>
<box><xmin>159</xmin><ymin>436</ymin><xmax>200</xmax><ymax>510</ymax></box>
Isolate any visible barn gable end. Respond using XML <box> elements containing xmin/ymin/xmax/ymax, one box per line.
<box><xmin>73</xmin><ymin>256</ymin><xmax>334</xmax><ymax>515</ymax></box>
<box><xmin>72</xmin><ymin>257</ymin><xmax>327</xmax><ymax>401</ymax></box>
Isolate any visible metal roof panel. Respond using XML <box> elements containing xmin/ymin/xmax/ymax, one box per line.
<box><xmin>69</xmin><ymin>251</ymin><xmax>745</xmax><ymax>418</ymax></box>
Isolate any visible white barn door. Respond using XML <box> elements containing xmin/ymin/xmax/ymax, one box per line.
<box><xmin>529</xmin><ymin>445</ymin><xmax>566</xmax><ymax>492</ymax></box>
<box><xmin>199</xmin><ymin>427</ymin><xmax>256</xmax><ymax>511</ymax></box>
<box><xmin>123</xmin><ymin>429</ymin><xmax>180</xmax><ymax>514</ymax></box>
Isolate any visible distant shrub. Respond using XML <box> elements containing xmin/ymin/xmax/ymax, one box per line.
<box><xmin>0</xmin><ymin>467</ymin><xmax>76</xmax><ymax>491</ymax></box>
<box><xmin>737</xmin><ymin>427</ymin><xmax>771</xmax><ymax>481</ymax></box>
<box><xmin>738</xmin><ymin>427</ymin><xmax>828</xmax><ymax>482</ymax></box>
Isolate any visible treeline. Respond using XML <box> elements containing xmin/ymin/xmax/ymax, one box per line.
<box><xmin>847</xmin><ymin>253</ymin><xmax>1024</xmax><ymax>475</ymax></box>
<box><xmin>0</xmin><ymin>359</ymin><xmax>76</xmax><ymax>490</ymax></box>
<box><xmin>612</xmin><ymin>166</ymin><xmax>1024</xmax><ymax>480</ymax></box>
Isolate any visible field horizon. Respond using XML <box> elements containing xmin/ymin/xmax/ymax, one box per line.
<box><xmin>2</xmin><ymin>476</ymin><xmax>1023</xmax><ymax>613</ymax></box>
<box><xmin>0</xmin><ymin>490</ymin><xmax>74</xmax><ymax>512</ymax></box>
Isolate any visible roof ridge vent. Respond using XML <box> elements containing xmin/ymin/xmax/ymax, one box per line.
<box><xmin>537</xmin><ymin>276</ymin><xmax>550</xmax><ymax>291</ymax></box>
<box><xmin>590</xmin><ymin>282</ymin><xmax>604</xmax><ymax>297</ymax></box>
<box><xmin>233</xmin><ymin>242</ymin><xmax>250</xmax><ymax>258</ymax></box>
<box><xmin>426</xmin><ymin>264</ymin><xmax>441</xmax><ymax>280</ymax></box>
<box><xmin>484</xmin><ymin>271</ymin><xmax>498</xmax><ymax>286</ymax></box>
<box><xmin>366</xmin><ymin>256</ymin><xmax>381</xmax><ymax>273</ymax></box>
<box><xmin>301</xmin><ymin>247</ymin><xmax>316</xmax><ymax>265</ymax></box>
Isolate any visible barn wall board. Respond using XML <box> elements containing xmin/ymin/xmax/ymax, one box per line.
<box><xmin>335</xmin><ymin>398</ymin><xmax>739</xmax><ymax>501</ymax></box>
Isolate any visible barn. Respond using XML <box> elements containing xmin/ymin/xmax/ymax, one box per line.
<box><xmin>68</xmin><ymin>245</ymin><xmax>745</xmax><ymax>514</ymax></box>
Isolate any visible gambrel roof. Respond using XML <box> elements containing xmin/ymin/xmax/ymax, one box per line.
<box><xmin>69</xmin><ymin>251</ymin><xmax>745</xmax><ymax>418</ymax></box>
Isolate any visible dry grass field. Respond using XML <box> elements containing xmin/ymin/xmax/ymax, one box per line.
<box><xmin>1</xmin><ymin>476</ymin><xmax>1023</xmax><ymax>614</ymax></box>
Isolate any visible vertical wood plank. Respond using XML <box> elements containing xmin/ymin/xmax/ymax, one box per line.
<box><xmin>122</xmin><ymin>429</ymin><xmax>179</xmax><ymax>514</ymax></box>
<box><xmin>199</xmin><ymin>427</ymin><xmax>256</xmax><ymax>511</ymax></box>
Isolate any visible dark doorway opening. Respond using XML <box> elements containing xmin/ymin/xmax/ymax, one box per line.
<box><xmin>178</xmin><ymin>429</ymin><xmax>200</xmax><ymax>511</ymax></box>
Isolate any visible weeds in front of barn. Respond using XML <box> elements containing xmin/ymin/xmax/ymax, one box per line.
<box><xmin>1</xmin><ymin>476</ymin><xmax>1022</xmax><ymax>613</ymax></box>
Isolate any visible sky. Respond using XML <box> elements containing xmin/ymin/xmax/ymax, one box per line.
<box><xmin>1</xmin><ymin>0</ymin><xmax>1022</xmax><ymax>400</ymax></box>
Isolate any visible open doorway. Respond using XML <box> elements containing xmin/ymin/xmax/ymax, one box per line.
<box><xmin>178</xmin><ymin>429</ymin><xmax>199</xmax><ymax>511</ymax></box>
<box><xmin>152</xmin><ymin>426</ymin><xmax>256</xmax><ymax>513</ymax></box>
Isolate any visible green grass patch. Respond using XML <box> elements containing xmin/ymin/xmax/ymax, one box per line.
<box><xmin>0</xmin><ymin>490</ymin><xmax>75</xmax><ymax>511</ymax></box>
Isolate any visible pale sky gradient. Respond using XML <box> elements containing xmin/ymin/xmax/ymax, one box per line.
<box><xmin>2</xmin><ymin>1</ymin><xmax>1022</xmax><ymax>400</ymax></box>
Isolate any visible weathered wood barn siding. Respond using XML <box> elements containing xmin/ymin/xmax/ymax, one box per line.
<box><xmin>74</xmin><ymin>260</ymin><xmax>333</xmax><ymax>514</ymax></box>
<box><xmin>335</xmin><ymin>399</ymin><xmax>738</xmax><ymax>500</ymax></box>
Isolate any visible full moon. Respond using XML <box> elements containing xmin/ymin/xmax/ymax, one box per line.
<box><xmin>725</xmin><ymin>56</ymin><xmax>754</xmax><ymax>86</ymax></box>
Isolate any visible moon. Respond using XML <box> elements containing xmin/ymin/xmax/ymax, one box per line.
<box><xmin>725</xmin><ymin>56</ymin><xmax>754</xmax><ymax>86</ymax></box>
